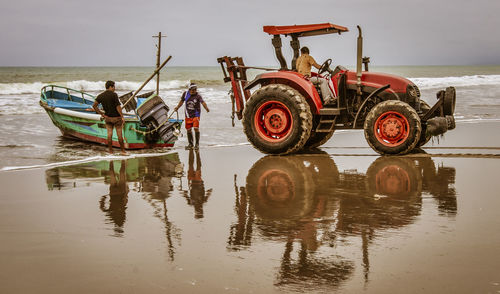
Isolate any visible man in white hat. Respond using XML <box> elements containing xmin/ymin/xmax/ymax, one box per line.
<box><xmin>174</xmin><ymin>83</ymin><xmax>210</xmax><ymax>149</ymax></box>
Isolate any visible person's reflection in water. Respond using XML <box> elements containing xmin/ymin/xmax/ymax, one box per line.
<box><xmin>184</xmin><ymin>149</ymin><xmax>212</xmax><ymax>218</ymax></box>
<box><xmin>99</xmin><ymin>160</ymin><xmax>129</xmax><ymax>237</ymax></box>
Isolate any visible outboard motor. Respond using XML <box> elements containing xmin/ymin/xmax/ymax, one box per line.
<box><xmin>137</xmin><ymin>94</ymin><xmax>180</xmax><ymax>143</ymax></box>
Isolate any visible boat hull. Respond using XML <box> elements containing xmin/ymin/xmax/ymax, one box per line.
<box><xmin>43</xmin><ymin>106</ymin><xmax>177</xmax><ymax>149</ymax></box>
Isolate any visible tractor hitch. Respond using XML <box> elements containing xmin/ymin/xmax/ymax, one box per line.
<box><xmin>422</xmin><ymin>87</ymin><xmax>456</xmax><ymax>121</ymax></box>
<box><xmin>218</xmin><ymin>56</ymin><xmax>277</xmax><ymax>123</ymax></box>
<box><xmin>217</xmin><ymin>56</ymin><xmax>252</xmax><ymax>120</ymax></box>
<box><xmin>422</xmin><ymin>87</ymin><xmax>457</xmax><ymax>137</ymax></box>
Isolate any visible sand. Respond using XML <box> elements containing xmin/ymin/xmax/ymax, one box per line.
<box><xmin>1</xmin><ymin>120</ymin><xmax>500</xmax><ymax>293</ymax></box>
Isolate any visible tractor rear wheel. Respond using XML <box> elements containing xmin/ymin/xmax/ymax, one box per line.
<box><xmin>243</xmin><ymin>84</ymin><xmax>312</xmax><ymax>155</ymax></box>
<box><xmin>364</xmin><ymin>100</ymin><xmax>421</xmax><ymax>155</ymax></box>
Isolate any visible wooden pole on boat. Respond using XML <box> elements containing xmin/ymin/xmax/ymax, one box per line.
<box><xmin>153</xmin><ymin>32</ymin><xmax>166</xmax><ymax>96</ymax></box>
<box><xmin>156</xmin><ymin>33</ymin><xmax>160</xmax><ymax>95</ymax></box>
<box><xmin>121</xmin><ymin>55</ymin><xmax>172</xmax><ymax>109</ymax></box>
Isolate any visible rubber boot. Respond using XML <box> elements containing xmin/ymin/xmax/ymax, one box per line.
<box><xmin>194</xmin><ymin>131</ymin><xmax>200</xmax><ymax>150</ymax></box>
<box><xmin>186</xmin><ymin>130</ymin><xmax>194</xmax><ymax>150</ymax></box>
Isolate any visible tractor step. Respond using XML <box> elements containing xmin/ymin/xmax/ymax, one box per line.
<box><xmin>315</xmin><ymin>116</ymin><xmax>337</xmax><ymax>133</ymax></box>
<box><xmin>319</xmin><ymin>108</ymin><xmax>342</xmax><ymax>115</ymax></box>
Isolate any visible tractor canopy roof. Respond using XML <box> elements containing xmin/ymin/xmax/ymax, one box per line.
<box><xmin>263</xmin><ymin>23</ymin><xmax>349</xmax><ymax>37</ymax></box>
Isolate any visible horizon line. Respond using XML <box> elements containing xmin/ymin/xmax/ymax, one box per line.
<box><xmin>1</xmin><ymin>64</ymin><xmax>500</xmax><ymax>68</ymax></box>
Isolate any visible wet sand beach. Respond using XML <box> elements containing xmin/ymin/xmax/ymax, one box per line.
<box><xmin>1</xmin><ymin>121</ymin><xmax>500</xmax><ymax>293</ymax></box>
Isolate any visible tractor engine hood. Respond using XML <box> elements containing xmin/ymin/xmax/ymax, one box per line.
<box><xmin>345</xmin><ymin>71</ymin><xmax>416</xmax><ymax>94</ymax></box>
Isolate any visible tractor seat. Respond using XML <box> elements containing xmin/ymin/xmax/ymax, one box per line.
<box><xmin>324</xmin><ymin>97</ymin><xmax>338</xmax><ymax>106</ymax></box>
<box><xmin>331</xmin><ymin>65</ymin><xmax>347</xmax><ymax>77</ymax></box>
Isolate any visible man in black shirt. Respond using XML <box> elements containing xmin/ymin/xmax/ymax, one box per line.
<box><xmin>92</xmin><ymin>81</ymin><xmax>127</xmax><ymax>155</ymax></box>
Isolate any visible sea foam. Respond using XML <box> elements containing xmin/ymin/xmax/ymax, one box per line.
<box><xmin>411</xmin><ymin>74</ymin><xmax>500</xmax><ymax>90</ymax></box>
<box><xmin>2</xmin><ymin>74</ymin><xmax>500</xmax><ymax>95</ymax></box>
<box><xmin>0</xmin><ymin>79</ymin><xmax>191</xmax><ymax>95</ymax></box>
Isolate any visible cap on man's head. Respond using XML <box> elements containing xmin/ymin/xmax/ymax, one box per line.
<box><xmin>189</xmin><ymin>83</ymin><xmax>197</xmax><ymax>90</ymax></box>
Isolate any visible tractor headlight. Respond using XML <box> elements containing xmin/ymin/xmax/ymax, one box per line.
<box><xmin>406</xmin><ymin>84</ymin><xmax>420</xmax><ymax>108</ymax></box>
<box><xmin>406</xmin><ymin>84</ymin><xmax>419</xmax><ymax>99</ymax></box>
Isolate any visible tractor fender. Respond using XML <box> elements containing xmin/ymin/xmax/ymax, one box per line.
<box><xmin>245</xmin><ymin>71</ymin><xmax>323</xmax><ymax>114</ymax></box>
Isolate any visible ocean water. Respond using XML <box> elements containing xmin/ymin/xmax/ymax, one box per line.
<box><xmin>0</xmin><ymin>65</ymin><xmax>499</xmax><ymax>168</ymax></box>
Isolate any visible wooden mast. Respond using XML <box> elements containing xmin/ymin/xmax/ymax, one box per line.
<box><xmin>152</xmin><ymin>32</ymin><xmax>167</xmax><ymax>95</ymax></box>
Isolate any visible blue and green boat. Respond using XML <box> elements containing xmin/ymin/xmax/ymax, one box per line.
<box><xmin>40</xmin><ymin>85</ymin><xmax>182</xmax><ymax>149</ymax></box>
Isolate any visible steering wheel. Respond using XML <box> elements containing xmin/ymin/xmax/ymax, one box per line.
<box><xmin>318</xmin><ymin>59</ymin><xmax>332</xmax><ymax>75</ymax></box>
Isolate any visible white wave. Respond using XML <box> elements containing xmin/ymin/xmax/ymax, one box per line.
<box><xmin>0</xmin><ymin>93</ymin><xmax>44</xmax><ymax>115</ymax></box>
<box><xmin>0</xmin><ymin>87</ymin><xmax>229</xmax><ymax>115</ymax></box>
<box><xmin>0</xmin><ymin>79</ymin><xmax>191</xmax><ymax>95</ymax></box>
<box><xmin>411</xmin><ymin>74</ymin><xmax>500</xmax><ymax>90</ymax></box>
<box><xmin>0</xmin><ymin>82</ymin><xmax>46</xmax><ymax>95</ymax></box>
<box><xmin>2</xmin><ymin>74</ymin><xmax>500</xmax><ymax>95</ymax></box>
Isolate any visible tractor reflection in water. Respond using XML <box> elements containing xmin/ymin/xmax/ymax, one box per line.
<box><xmin>228</xmin><ymin>152</ymin><xmax>457</xmax><ymax>290</ymax></box>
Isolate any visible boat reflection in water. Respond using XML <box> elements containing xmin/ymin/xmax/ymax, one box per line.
<box><xmin>45</xmin><ymin>153</ymin><xmax>184</xmax><ymax>259</ymax></box>
<box><xmin>228</xmin><ymin>152</ymin><xmax>457</xmax><ymax>290</ymax></box>
<box><xmin>46</xmin><ymin>153</ymin><xmax>183</xmax><ymax>194</ymax></box>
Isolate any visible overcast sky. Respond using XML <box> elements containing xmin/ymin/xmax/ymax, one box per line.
<box><xmin>1</xmin><ymin>0</ymin><xmax>499</xmax><ymax>67</ymax></box>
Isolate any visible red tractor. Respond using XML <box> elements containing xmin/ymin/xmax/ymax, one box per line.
<box><xmin>218</xmin><ymin>23</ymin><xmax>456</xmax><ymax>155</ymax></box>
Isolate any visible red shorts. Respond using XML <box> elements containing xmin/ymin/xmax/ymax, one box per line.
<box><xmin>188</xmin><ymin>169</ymin><xmax>202</xmax><ymax>182</ymax></box>
<box><xmin>185</xmin><ymin>117</ymin><xmax>200</xmax><ymax>130</ymax></box>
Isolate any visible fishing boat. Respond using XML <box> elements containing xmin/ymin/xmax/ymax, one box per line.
<box><xmin>39</xmin><ymin>85</ymin><xmax>183</xmax><ymax>149</ymax></box>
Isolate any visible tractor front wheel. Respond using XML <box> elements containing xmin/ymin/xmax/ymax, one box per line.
<box><xmin>243</xmin><ymin>84</ymin><xmax>312</xmax><ymax>155</ymax></box>
<box><xmin>364</xmin><ymin>100</ymin><xmax>421</xmax><ymax>155</ymax></box>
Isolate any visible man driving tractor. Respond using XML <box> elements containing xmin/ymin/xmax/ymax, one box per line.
<box><xmin>217</xmin><ymin>23</ymin><xmax>457</xmax><ymax>156</ymax></box>
<box><xmin>296</xmin><ymin>46</ymin><xmax>335</xmax><ymax>104</ymax></box>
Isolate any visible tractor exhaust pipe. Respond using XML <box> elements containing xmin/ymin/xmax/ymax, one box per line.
<box><xmin>356</xmin><ymin>25</ymin><xmax>363</xmax><ymax>97</ymax></box>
